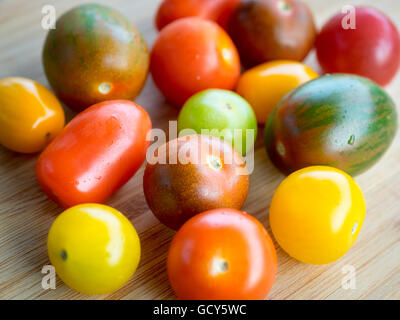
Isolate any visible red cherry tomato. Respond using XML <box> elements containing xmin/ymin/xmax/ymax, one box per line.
<box><xmin>316</xmin><ymin>6</ymin><xmax>400</xmax><ymax>86</ymax></box>
<box><xmin>150</xmin><ymin>18</ymin><xmax>241</xmax><ymax>107</ymax></box>
<box><xmin>156</xmin><ymin>0</ymin><xmax>240</xmax><ymax>30</ymax></box>
<box><xmin>167</xmin><ymin>208</ymin><xmax>277</xmax><ymax>300</ymax></box>
<box><xmin>36</xmin><ymin>100</ymin><xmax>151</xmax><ymax>208</ymax></box>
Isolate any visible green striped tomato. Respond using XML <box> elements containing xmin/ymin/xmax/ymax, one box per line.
<box><xmin>264</xmin><ymin>74</ymin><xmax>397</xmax><ymax>176</ymax></box>
<box><xmin>42</xmin><ymin>4</ymin><xmax>149</xmax><ymax>112</ymax></box>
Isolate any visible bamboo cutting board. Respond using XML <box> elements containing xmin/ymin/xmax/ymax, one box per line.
<box><xmin>0</xmin><ymin>0</ymin><xmax>399</xmax><ymax>300</ymax></box>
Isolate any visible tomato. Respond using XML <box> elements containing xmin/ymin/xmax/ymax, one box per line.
<box><xmin>315</xmin><ymin>7</ymin><xmax>400</xmax><ymax>86</ymax></box>
<box><xmin>156</xmin><ymin>0</ymin><xmax>240</xmax><ymax>30</ymax></box>
<box><xmin>36</xmin><ymin>100</ymin><xmax>151</xmax><ymax>208</ymax></box>
<box><xmin>42</xmin><ymin>4</ymin><xmax>149</xmax><ymax>112</ymax></box>
<box><xmin>177</xmin><ymin>89</ymin><xmax>257</xmax><ymax>155</ymax></box>
<box><xmin>47</xmin><ymin>204</ymin><xmax>140</xmax><ymax>295</ymax></box>
<box><xmin>236</xmin><ymin>60</ymin><xmax>318</xmax><ymax>124</ymax></box>
<box><xmin>270</xmin><ymin>166</ymin><xmax>366</xmax><ymax>265</ymax></box>
<box><xmin>150</xmin><ymin>17</ymin><xmax>240</xmax><ymax>107</ymax></box>
<box><xmin>0</xmin><ymin>77</ymin><xmax>65</xmax><ymax>154</ymax></box>
<box><xmin>264</xmin><ymin>74</ymin><xmax>397</xmax><ymax>176</ymax></box>
<box><xmin>143</xmin><ymin>135</ymin><xmax>249</xmax><ymax>230</ymax></box>
<box><xmin>167</xmin><ymin>208</ymin><xmax>277</xmax><ymax>300</ymax></box>
<box><xmin>228</xmin><ymin>0</ymin><xmax>316</xmax><ymax>67</ymax></box>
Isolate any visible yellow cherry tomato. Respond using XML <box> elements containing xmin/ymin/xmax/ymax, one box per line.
<box><xmin>0</xmin><ymin>77</ymin><xmax>65</xmax><ymax>153</ymax></box>
<box><xmin>269</xmin><ymin>166</ymin><xmax>365</xmax><ymax>265</ymax></box>
<box><xmin>47</xmin><ymin>204</ymin><xmax>141</xmax><ymax>295</ymax></box>
<box><xmin>236</xmin><ymin>60</ymin><xmax>318</xmax><ymax>124</ymax></box>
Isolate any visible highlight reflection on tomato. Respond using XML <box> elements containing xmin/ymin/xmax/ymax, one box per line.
<box><xmin>167</xmin><ymin>208</ymin><xmax>277</xmax><ymax>300</ymax></box>
<box><xmin>270</xmin><ymin>166</ymin><xmax>366</xmax><ymax>265</ymax></box>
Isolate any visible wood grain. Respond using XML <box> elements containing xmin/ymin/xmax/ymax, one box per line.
<box><xmin>0</xmin><ymin>0</ymin><xmax>399</xmax><ymax>300</ymax></box>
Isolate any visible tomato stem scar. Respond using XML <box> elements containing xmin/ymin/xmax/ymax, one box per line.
<box><xmin>60</xmin><ymin>249</ymin><xmax>67</xmax><ymax>261</ymax></box>
<box><xmin>277</xmin><ymin>141</ymin><xmax>286</xmax><ymax>157</ymax></box>
<box><xmin>211</xmin><ymin>257</ymin><xmax>229</xmax><ymax>276</ymax></box>
<box><xmin>277</xmin><ymin>0</ymin><xmax>291</xmax><ymax>12</ymax></box>
<box><xmin>207</xmin><ymin>155</ymin><xmax>223</xmax><ymax>171</ymax></box>
<box><xmin>225</xmin><ymin>103</ymin><xmax>233</xmax><ymax>110</ymax></box>
<box><xmin>98</xmin><ymin>82</ymin><xmax>112</xmax><ymax>94</ymax></box>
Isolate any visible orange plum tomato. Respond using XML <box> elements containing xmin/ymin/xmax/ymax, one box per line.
<box><xmin>270</xmin><ymin>166</ymin><xmax>366</xmax><ymax>265</ymax></box>
<box><xmin>36</xmin><ymin>100</ymin><xmax>151</xmax><ymax>208</ymax></box>
<box><xmin>0</xmin><ymin>77</ymin><xmax>65</xmax><ymax>153</ymax></box>
<box><xmin>150</xmin><ymin>17</ymin><xmax>240</xmax><ymax>107</ymax></box>
<box><xmin>236</xmin><ymin>60</ymin><xmax>318</xmax><ymax>124</ymax></box>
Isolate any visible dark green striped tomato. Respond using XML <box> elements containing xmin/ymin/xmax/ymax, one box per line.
<box><xmin>264</xmin><ymin>74</ymin><xmax>397</xmax><ymax>176</ymax></box>
<box><xmin>42</xmin><ymin>4</ymin><xmax>149</xmax><ymax>112</ymax></box>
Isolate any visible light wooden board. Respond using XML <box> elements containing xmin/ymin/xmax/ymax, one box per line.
<box><xmin>0</xmin><ymin>0</ymin><xmax>399</xmax><ymax>300</ymax></box>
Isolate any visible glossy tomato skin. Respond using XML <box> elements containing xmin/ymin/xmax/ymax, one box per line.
<box><xmin>228</xmin><ymin>0</ymin><xmax>316</xmax><ymax>67</ymax></box>
<box><xmin>42</xmin><ymin>4</ymin><xmax>149</xmax><ymax>112</ymax></box>
<box><xmin>143</xmin><ymin>135</ymin><xmax>249</xmax><ymax>230</ymax></box>
<box><xmin>316</xmin><ymin>7</ymin><xmax>400</xmax><ymax>86</ymax></box>
<box><xmin>167</xmin><ymin>208</ymin><xmax>277</xmax><ymax>300</ymax></box>
<box><xmin>150</xmin><ymin>18</ymin><xmax>240</xmax><ymax>107</ymax></box>
<box><xmin>47</xmin><ymin>204</ymin><xmax>141</xmax><ymax>295</ymax></box>
<box><xmin>236</xmin><ymin>60</ymin><xmax>318</xmax><ymax>124</ymax></box>
<box><xmin>264</xmin><ymin>74</ymin><xmax>397</xmax><ymax>176</ymax></box>
<box><xmin>36</xmin><ymin>100</ymin><xmax>151</xmax><ymax>208</ymax></box>
<box><xmin>0</xmin><ymin>77</ymin><xmax>65</xmax><ymax>153</ymax></box>
<box><xmin>270</xmin><ymin>166</ymin><xmax>366</xmax><ymax>264</ymax></box>
<box><xmin>156</xmin><ymin>0</ymin><xmax>240</xmax><ymax>30</ymax></box>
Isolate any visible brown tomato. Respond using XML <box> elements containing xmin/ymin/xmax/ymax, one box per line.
<box><xmin>143</xmin><ymin>135</ymin><xmax>250</xmax><ymax>230</ymax></box>
<box><xmin>228</xmin><ymin>0</ymin><xmax>316</xmax><ymax>67</ymax></box>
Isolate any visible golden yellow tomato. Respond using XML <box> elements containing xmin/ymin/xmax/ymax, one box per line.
<box><xmin>236</xmin><ymin>60</ymin><xmax>318</xmax><ymax>124</ymax></box>
<box><xmin>47</xmin><ymin>204</ymin><xmax>141</xmax><ymax>295</ymax></box>
<box><xmin>269</xmin><ymin>166</ymin><xmax>365</xmax><ymax>265</ymax></box>
<box><xmin>0</xmin><ymin>77</ymin><xmax>65</xmax><ymax>153</ymax></box>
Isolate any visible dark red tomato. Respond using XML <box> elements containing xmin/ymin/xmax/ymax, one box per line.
<box><xmin>228</xmin><ymin>0</ymin><xmax>316</xmax><ymax>67</ymax></box>
<box><xmin>36</xmin><ymin>100</ymin><xmax>151</xmax><ymax>208</ymax></box>
<box><xmin>143</xmin><ymin>135</ymin><xmax>249</xmax><ymax>230</ymax></box>
<box><xmin>156</xmin><ymin>0</ymin><xmax>240</xmax><ymax>30</ymax></box>
<box><xmin>316</xmin><ymin>7</ymin><xmax>400</xmax><ymax>86</ymax></box>
<box><xmin>167</xmin><ymin>208</ymin><xmax>277</xmax><ymax>300</ymax></box>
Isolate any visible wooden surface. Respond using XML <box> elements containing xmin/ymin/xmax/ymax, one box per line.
<box><xmin>1</xmin><ymin>0</ymin><xmax>400</xmax><ymax>300</ymax></box>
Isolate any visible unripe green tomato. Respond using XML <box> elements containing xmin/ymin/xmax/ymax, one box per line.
<box><xmin>177</xmin><ymin>89</ymin><xmax>257</xmax><ymax>155</ymax></box>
